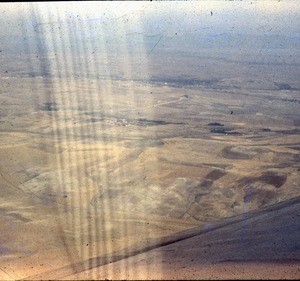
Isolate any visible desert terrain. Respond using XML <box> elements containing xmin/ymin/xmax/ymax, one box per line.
<box><xmin>0</xmin><ymin>2</ymin><xmax>300</xmax><ymax>280</ymax></box>
<box><xmin>0</xmin><ymin>70</ymin><xmax>299</xmax><ymax>279</ymax></box>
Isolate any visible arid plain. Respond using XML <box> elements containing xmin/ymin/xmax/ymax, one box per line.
<box><xmin>0</xmin><ymin>60</ymin><xmax>299</xmax><ymax>279</ymax></box>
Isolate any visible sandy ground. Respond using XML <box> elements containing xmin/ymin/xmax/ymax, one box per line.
<box><xmin>0</xmin><ymin>76</ymin><xmax>299</xmax><ymax>280</ymax></box>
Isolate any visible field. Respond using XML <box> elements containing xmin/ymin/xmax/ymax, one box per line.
<box><xmin>0</xmin><ymin>56</ymin><xmax>299</xmax><ymax>278</ymax></box>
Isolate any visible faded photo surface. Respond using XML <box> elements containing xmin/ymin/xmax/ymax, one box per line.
<box><xmin>0</xmin><ymin>1</ymin><xmax>299</xmax><ymax>279</ymax></box>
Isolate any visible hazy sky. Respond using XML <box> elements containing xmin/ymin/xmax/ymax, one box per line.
<box><xmin>0</xmin><ymin>1</ymin><xmax>299</xmax><ymax>83</ymax></box>
<box><xmin>1</xmin><ymin>1</ymin><xmax>299</xmax><ymax>53</ymax></box>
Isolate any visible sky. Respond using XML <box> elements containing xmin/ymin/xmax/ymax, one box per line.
<box><xmin>0</xmin><ymin>1</ymin><xmax>299</xmax><ymax>81</ymax></box>
<box><xmin>1</xmin><ymin>1</ymin><xmax>299</xmax><ymax>51</ymax></box>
